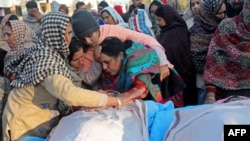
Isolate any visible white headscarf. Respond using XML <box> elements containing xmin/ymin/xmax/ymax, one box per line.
<box><xmin>100</xmin><ymin>6</ymin><xmax>128</xmax><ymax>28</ymax></box>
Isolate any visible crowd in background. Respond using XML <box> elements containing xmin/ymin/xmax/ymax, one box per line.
<box><xmin>0</xmin><ymin>0</ymin><xmax>250</xmax><ymax>140</ymax></box>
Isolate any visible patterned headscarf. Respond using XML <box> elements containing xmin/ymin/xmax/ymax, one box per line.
<box><xmin>5</xmin><ymin>12</ymin><xmax>71</xmax><ymax>87</ymax></box>
<box><xmin>4</xmin><ymin>20</ymin><xmax>36</xmax><ymax>67</ymax></box>
<box><xmin>100</xmin><ymin>6</ymin><xmax>128</xmax><ymax>28</ymax></box>
<box><xmin>203</xmin><ymin>0</ymin><xmax>250</xmax><ymax>90</ymax></box>
<box><xmin>189</xmin><ymin>0</ymin><xmax>225</xmax><ymax>73</ymax></box>
<box><xmin>197</xmin><ymin>0</ymin><xmax>225</xmax><ymax>26</ymax></box>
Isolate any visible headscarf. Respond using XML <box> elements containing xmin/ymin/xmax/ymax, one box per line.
<box><xmin>0</xmin><ymin>14</ymin><xmax>13</xmax><ymax>27</ymax></box>
<box><xmin>149</xmin><ymin>0</ymin><xmax>162</xmax><ymax>39</ymax></box>
<box><xmin>154</xmin><ymin>4</ymin><xmax>197</xmax><ymax>103</ymax></box>
<box><xmin>195</xmin><ymin>0</ymin><xmax>225</xmax><ymax>31</ymax></box>
<box><xmin>149</xmin><ymin>0</ymin><xmax>163</xmax><ymax>15</ymax></box>
<box><xmin>189</xmin><ymin>0</ymin><xmax>225</xmax><ymax>73</ymax></box>
<box><xmin>4</xmin><ymin>20</ymin><xmax>36</xmax><ymax>68</ymax></box>
<box><xmin>203</xmin><ymin>0</ymin><xmax>250</xmax><ymax>90</ymax></box>
<box><xmin>116</xmin><ymin>42</ymin><xmax>160</xmax><ymax>94</ymax></box>
<box><xmin>0</xmin><ymin>14</ymin><xmax>19</xmax><ymax>52</ymax></box>
<box><xmin>154</xmin><ymin>5</ymin><xmax>187</xmax><ymax>30</ymax></box>
<box><xmin>5</xmin><ymin>12</ymin><xmax>71</xmax><ymax>87</ymax></box>
<box><xmin>100</xmin><ymin>40</ymin><xmax>162</xmax><ymax>102</ymax></box>
<box><xmin>100</xmin><ymin>6</ymin><xmax>128</xmax><ymax>28</ymax></box>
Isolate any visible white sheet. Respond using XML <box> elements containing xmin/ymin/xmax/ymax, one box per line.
<box><xmin>48</xmin><ymin>100</ymin><xmax>149</xmax><ymax>141</ymax></box>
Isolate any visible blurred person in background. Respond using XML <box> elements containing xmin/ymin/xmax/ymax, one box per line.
<box><xmin>59</xmin><ymin>4</ymin><xmax>69</xmax><ymax>15</ymax></box>
<box><xmin>23</xmin><ymin>0</ymin><xmax>43</xmax><ymax>33</ymax></box>
<box><xmin>226</xmin><ymin>0</ymin><xmax>244</xmax><ymax>17</ymax></box>
<box><xmin>100</xmin><ymin>6</ymin><xmax>128</xmax><ymax>28</ymax></box>
<box><xmin>98</xmin><ymin>1</ymin><xmax>109</xmax><ymax>13</ymax></box>
<box><xmin>75</xmin><ymin>1</ymin><xmax>87</xmax><ymax>11</ymax></box>
<box><xmin>182</xmin><ymin>0</ymin><xmax>203</xmax><ymax>29</ymax></box>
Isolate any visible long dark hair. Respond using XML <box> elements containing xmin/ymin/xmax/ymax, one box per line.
<box><xmin>99</xmin><ymin>37</ymin><xmax>132</xmax><ymax>58</ymax></box>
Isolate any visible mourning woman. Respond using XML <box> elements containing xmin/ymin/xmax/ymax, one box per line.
<box><xmin>96</xmin><ymin>36</ymin><xmax>162</xmax><ymax>102</ymax></box>
<box><xmin>2</xmin><ymin>12</ymin><xmax>140</xmax><ymax>141</ymax></box>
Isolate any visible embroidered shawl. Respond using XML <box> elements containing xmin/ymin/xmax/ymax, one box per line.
<box><xmin>203</xmin><ymin>0</ymin><xmax>250</xmax><ymax>90</ymax></box>
<box><xmin>103</xmin><ymin>41</ymin><xmax>162</xmax><ymax>101</ymax></box>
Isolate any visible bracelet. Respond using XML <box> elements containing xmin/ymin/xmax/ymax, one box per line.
<box><xmin>206</xmin><ymin>86</ymin><xmax>217</xmax><ymax>93</ymax></box>
<box><xmin>207</xmin><ymin>96</ymin><xmax>215</xmax><ymax>99</ymax></box>
<box><xmin>116</xmin><ymin>97</ymin><xmax>122</xmax><ymax>109</ymax></box>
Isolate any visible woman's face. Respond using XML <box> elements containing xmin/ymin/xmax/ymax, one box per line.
<box><xmin>80</xmin><ymin>30</ymin><xmax>100</xmax><ymax>48</ymax></box>
<box><xmin>59</xmin><ymin>8</ymin><xmax>67</xmax><ymax>15</ymax></box>
<box><xmin>215</xmin><ymin>3</ymin><xmax>227</xmax><ymax>21</ymax></box>
<box><xmin>132</xmin><ymin>0</ymin><xmax>143</xmax><ymax>7</ymax></box>
<box><xmin>101</xmin><ymin>11</ymin><xmax>116</xmax><ymax>25</ymax></box>
<box><xmin>191</xmin><ymin>0</ymin><xmax>202</xmax><ymax>16</ymax></box>
<box><xmin>150</xmin><ymin>4</ymin><xmax>159</xmax><ymax>16</ymax></box>
<box><xmin>65</xmin><ymin>22</ymin><xmax>72</xmax><ymax>46</ymax></box>
<box><xmin>3</xmin><ymin>25</ymin><xmax>16</xmax><ymax>48</ymax></box>
<box><xmin>69</xmin><ymin>48</ymin><xmax>84</xmax><ymax>70</ymax></box>
<box><xmin>156</xmin><ymin>16</ymin><xmax>166</xmax><ymax>27</ymax></box>
<box><xmin>229</xmin><ymin>0</ymin><xmax>244</xmax><ymax>9</ymax></box>
<box><xmin>98</xmin><ymin>53</ymin><xmax>122</xmax><ymax>76</ymax></box>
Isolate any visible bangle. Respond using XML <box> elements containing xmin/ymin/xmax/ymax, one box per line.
<box><xmin>116</xmin><ymin>97</ymin><xmax>122</xmax><ymax>109</ymax></box>
<box><xmin>206</xmin><ymin>86</ymin><xmax>217</xmax><ymax>93</ymax></box>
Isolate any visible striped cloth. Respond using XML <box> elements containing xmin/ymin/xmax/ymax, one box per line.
<box><xmin>128</xmin><ymin>9</ymin><xmax>155</xmax><ymax>37</ymax></box>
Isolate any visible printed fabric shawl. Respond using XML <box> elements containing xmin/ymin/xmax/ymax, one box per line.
<box><xmin>5</xmin><ymin>12</ymin><xmax>71</xmax><ymax>88</ymax></box>
<box><xmin>203</xmin><ymin>0</ymin><xmax>250</xmax><ymax>90</ymax></box>
<box><xmin>115</xmin><ymin>42</ymin><xmax>161</xmax><ymax>101</ymax></box>
<box><xmin>189</xmin><ymin>0</ymin><xmax>225</xmax><ymax>73</ymax></box>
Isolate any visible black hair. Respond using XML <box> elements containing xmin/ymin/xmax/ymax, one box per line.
<box><xmin>99</xmin><ymin>37</ymin><xmax>132</xmax><ymax>58</ymax></box>
<box><xmin>0</xmin><ymin>16</ymin><xmax>4</xmax><ymax>23</ymax></box>
<box><xmin>76</xmin><ymin>2</ymin><xmax>85</xmax><ymax>9</ymax></box>
<box><xmin>100</xmin><ymin>10</ymin><xmax>115</xmax><ymax>22</ymax></box>
<box><xmin>2</xmin><ymin>15</ymin><xmax>19</xmax><ymax>29</ymax></box>
<box><xmin>59</xmin><ymin>4</ymin><xmax>69</xmax><ymax>14</ymax></box>
<box><xmin>98</xmin><ymin>1</ymin><xmax>109</xmax><ymax>8</ymax></box>
<box><xmin>8</xmin><ymin>15</ymin><xmax>19</xmax><ymax>20</ymax></box>
<box><xmin>149</xmin><ymin>0</ymin><xmax>162</xmax><ymax>15</ymax></box>
<box><xmin>154</xmin><ymin>5</ymin><xmax>164</xmax><ymax>18</ymax></box>
<box><xmin>0</xmin><ymin>48</ymin><xmax>7</xmax><ymax>76</ymax></box>
<box><xmin>68</xmin><ymin>37</ymin><xmax>84</xmax><ymax>62</ymax></box>
<box><xmin>100</xmin><ymin>9</ymin><xmax>110</xmax><ymax>16</ymax></box>
<box><xmin>26</xmin><ymin>0</ymin><xmax>38</xmax><ymax>9</ymax></box>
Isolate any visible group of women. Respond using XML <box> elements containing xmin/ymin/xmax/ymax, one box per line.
<box><xmin>0</xmin><ymin>0</ymin><xmax>250</xmax><ymax>140</ymax></box>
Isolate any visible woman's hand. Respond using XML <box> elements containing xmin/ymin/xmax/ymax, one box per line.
<box><xmin>119</xmin><ymin>88</ymin><xmax>145</xmax><ymax>106</ymax></box>
<box><xmin>105</xmin><ymin>88</ymin><xmax>145</xmax><ymax>108</ymax></box>
<box><xmin>205</xmin><ymin>92</ymin><xmax>216</xmax><ymax>104</ymax></box>
<box><xmin>5</xmin><ymin>71</ymin><xmax>16</xmax><ymax>81</ymax></box>
<box><xmin>80</xmin><ymin>88</ymin><xmax>143</xmax><ymax>112</ymax></box>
